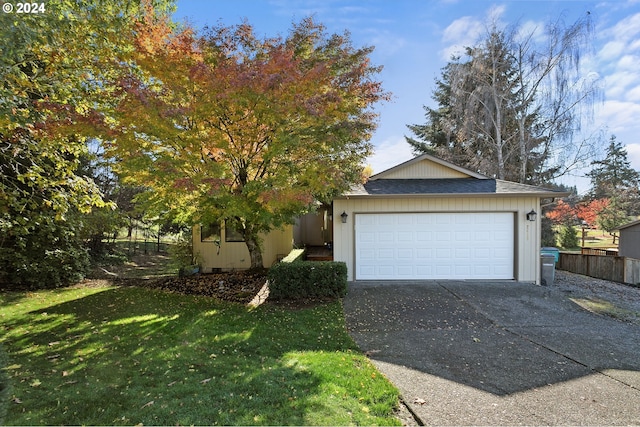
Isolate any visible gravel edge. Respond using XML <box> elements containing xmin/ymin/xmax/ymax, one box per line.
<box><xmin>554</xmin><ymin>269</ymin><xmax>640</xmax><ymax>324</ymax></box>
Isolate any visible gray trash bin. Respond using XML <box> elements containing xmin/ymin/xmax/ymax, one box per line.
<box><xmin>541</xmin><ymin>254</ymin><xmax>555</xmax><ymax>286</ymax></box>
<box><xmin>541</xmin><ymin>247</ymin><xmax>559</xmax><ymax>263</ymax></box>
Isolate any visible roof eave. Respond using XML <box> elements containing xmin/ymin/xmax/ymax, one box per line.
<box><xmin>616</xmin><ymin>219</ymin><xmax>640</xmax><ymax>231</ymax></box>
<box><xmin>336</xmin><ymin>191</ymin><xmax>569</xmax><ymax>199</ymax></box>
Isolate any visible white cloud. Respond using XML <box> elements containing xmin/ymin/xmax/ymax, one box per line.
<box><xmin>598</xmin><ymin>41</ymin><xmax>625</xmax><ymax>61</ymax></box>
<box><xmin>609</xmin><ymin>12</ymin><xmax>640</xmax><ymax>43</ymax></box>
<box><xmin>617</xmin><ymin>54</ymin><xmax>640</xmax><ymax>70</ymax></box>
<box><xmin>517</xmin><ymin>19</ymin><xmax>546</xmax><ymax>45</ymax></box>
<box><xmin>367</xmin><ymin>136</ymin><xmax>415</xmax><ymax>174</ymax></box>
<box><xmin>627</xmin><ymin>85</ymin><xmax>640</xmax><ymax>102</ymax></box>
<box><xmin>604</xmin><ymin>70</ymin><xmax>640</xmax><ymax>99</ymax></box>
<box><xmin>440</xmin><ymin>15</ymin><xmax>484</xmax><ymax>60</ymax></box>
<box><xmin>442</xmin><ymin>16</ymin><xmax>482</xmax><ymax>43</ymax></box>
<box><xmin>626</xmin><ymin>143</ymin><xmax>640</xmax><ymax>171</ymax></box>
<box><xmin>486</xmin><ymin>4</ymin><xmax>506</xmax><ymax>24</ymax></box>
<box><xmin>596</xmin><ymin>100</ymin><xmax>640</xmax><ymax>132</ymax></box>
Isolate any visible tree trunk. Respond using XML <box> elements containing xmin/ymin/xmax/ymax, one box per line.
<box><xmin>517</xmin><ymin>115</ymin><xmax>528</xmax><ymax>184</ymax></box>
<box><xmin>243</xmin><ymin>231</ymin><xmax>264</xmax><ymax>269</ymax></box>
<box><xmin>494</xmin><ymin>99</ymin><xmax>506</xmax><ymax>180</ymax></box>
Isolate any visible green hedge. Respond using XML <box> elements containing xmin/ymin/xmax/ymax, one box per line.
<box><xmin>268</xmin><ymin>261</ymin><xmax>348</xmax><ymax>300</ymax></box>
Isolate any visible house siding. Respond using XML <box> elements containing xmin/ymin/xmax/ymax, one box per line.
<box><xmin>193</xmin><ymin>224</ymin><xmax>293</xmax><ymax>272</ymax></box>
<box><xmin>379</xmin><ymin>160</ymin><xmax>470</xmax><ymax>179</ymax></box>
<box><xmin>333</xmin><ymin>196</ymin><xmax>540</xmax><ymax>283</ymax></box>
<box><xmin>619</xmin><ymin>223</ymin><xmax>640</xmax><ymax>259</ymax></box>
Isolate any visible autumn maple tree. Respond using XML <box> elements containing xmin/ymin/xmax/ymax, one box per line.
<box><xmin>109</xmin><ymin>14</ymin><xmax>388</xmax><ymax>268</ymax></box>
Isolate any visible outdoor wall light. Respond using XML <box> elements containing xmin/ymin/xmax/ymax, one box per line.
<box><xmin>340</xmin><ymin>211</ymin><xmax>348</xmax><ymax>223</ymax></box>
<box><xmin>526</xmin><ymin>210</ymin><xmax>537</xmax><ymax>222</ymax></box>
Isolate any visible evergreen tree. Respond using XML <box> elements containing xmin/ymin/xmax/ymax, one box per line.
<box><xmin>407</xmin><ymin>13</ymin><xmax>600</xmax><ymax>185</ymax></box>
<box><xmin>587</xmin><ymin>135</ymin><xmax>640</xmax><ymax>201</ymax></box>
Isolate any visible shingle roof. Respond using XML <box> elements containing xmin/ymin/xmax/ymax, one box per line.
<box><xmin>342</xmin><ymin>178</ymin><xmax>565</xmax><ymax>197</ymax></box>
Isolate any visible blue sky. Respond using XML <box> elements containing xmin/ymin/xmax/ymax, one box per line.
<box><xmin>173</xmin><ymin>0</ymin><xmax>640</xmax><ymax>193</ymax></box>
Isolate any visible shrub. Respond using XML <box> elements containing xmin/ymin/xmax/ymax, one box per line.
<box><xmin>0</xmin><ymin>217</ymin><xmax>90</xmax><ymax>289</ymax></box>
<box><xmin>559</xmin><ymin>224</ymin><xmax>579</xmax><ymax>249</ymax></box>
<box><xmin>268</xmin><ymin>261</ymin><xmax>348</xmax><ymax>300</ymax></box>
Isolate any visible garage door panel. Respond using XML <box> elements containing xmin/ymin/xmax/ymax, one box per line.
<box><xmin>398</xmin><ymin>231</ymin><xmax>414</xmax><ymax>242</ymax></box>
<box><xmin>436</xmin><ymin>231</ymin><xmax>451</xmax><ymax>241</ymax></box>
<box><xmin>359</xmin><ymin>248</ymin><xmax>375</xmax><ymax>260</ymax></box>
<box><xmin>356</xmin><ymin>212</ymin><xmax>514</xmax><ymax>280</ymax></box>
<box><xmin>397</xmin><ymin>248</ymin><xmax>413</xmax><ymax>259</ymax></box>
<box><xmin>417</xmin><ymin>248</ymin><xmax>432</xmax><ymax>259</ymax></box>
<box><xmin>377</xmin><ymin>248</ymin><xmax>394</xmax><ymax>259</ymax></box>
<box><xmin>455</xmin><ymin>231</ymin><xmax>471</xmax><ymax>241</ymax></box>
<box><xmin>359</xmin><ymin>232</ymin><xmax>375</xmax><ymax>243</ymax></box>
<box><xmin>378</xmin><ymin>232</ymin><xmax>394</xmax><ymax>242</ymax></box>
<box><xmin>417</xmin><ymin>231</ymin><xmax>432</xmax><ymax>241</ymax></box>
<box><xmin>436</xmin><ymin>215</ymin><xmax>451</xmax><ymax>224</ymax></box>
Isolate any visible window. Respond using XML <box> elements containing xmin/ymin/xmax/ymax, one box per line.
<box><xmin>201</xmin><ymin>223</ymin><xmax>221</xmax><ymax>242</ymax></box>
<box><xmin>225</xmin><ymin>222</ymin><xmax>245</xmax><ymax>242</ymax></box>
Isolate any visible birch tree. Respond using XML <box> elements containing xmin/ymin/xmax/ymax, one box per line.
<box><xmin>407</xmin><ymin>12</ymin><xmax>601</xmax><ymax>184</ymax></box>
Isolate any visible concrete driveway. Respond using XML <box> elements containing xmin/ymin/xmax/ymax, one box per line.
<box><xmin>343</xmin><ymin>281</ymin><xmax>640</xmax><ymax>425</ymax></box>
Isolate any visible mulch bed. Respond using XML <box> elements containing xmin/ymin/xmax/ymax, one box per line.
<box><xmin>114</xmin><ymin>269</ymin><xmax>269</xmax><ymax>304</ymax></box>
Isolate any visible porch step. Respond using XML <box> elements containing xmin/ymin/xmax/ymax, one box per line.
<box><xmin>306</xmin><ymin>246</ymin><xmax>334</xmax><ymax>262</ymax></box>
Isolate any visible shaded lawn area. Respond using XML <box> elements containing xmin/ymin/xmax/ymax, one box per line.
<box><xmin>0</xmin><ymin>285</ymin><xmax>400</xmax><ymax>426</ymax></box>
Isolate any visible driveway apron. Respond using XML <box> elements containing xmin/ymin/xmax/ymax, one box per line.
<box><xmin>343</xmin><ymin>281</ymin><xmax>640</xmax><ymax>425</ymax></box>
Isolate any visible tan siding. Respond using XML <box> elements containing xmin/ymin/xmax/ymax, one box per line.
<box><xmin>194</xmin><ymin>225</ymin><xmax>292</xmax><ymax>273</ymax></box>
<box><xmin>380</xmin><ymin>159</ymin><xmax>470</xmax><ymax>179</ymax></box>
<box><xmin>333</xmin><ymin>197</ymin><xmax>540</xmax><ymax>283</ymax></box>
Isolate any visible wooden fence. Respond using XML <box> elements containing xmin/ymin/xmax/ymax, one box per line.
<box><xmin>558</xmin><ymin>253</ymin><xmax>640</xmax><ymax>285</ymax></box>
<box><xmin>580</xmin><ymin>247</ymin><xmax>618</xmax><ymax>256</ymax></box>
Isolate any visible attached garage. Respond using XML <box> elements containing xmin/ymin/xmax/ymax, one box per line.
<box><xmin>355</xmin><ymin>212</ymin><xmax>514</xmax><ymax>280</ymax></box>
<box><xmin>333</xmin><ymin>154</ymin><xmax>568</xmax><ymax>284</ymax></box>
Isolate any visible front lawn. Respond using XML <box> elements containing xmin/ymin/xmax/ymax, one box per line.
<box><xmin>0</xmin><ymin>285</ymin><xmax>400</xmax><ymax>425</ymax></box>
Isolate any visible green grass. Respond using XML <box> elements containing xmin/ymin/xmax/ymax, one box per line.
<box><xmin>0</xmin><ymin>286</ymin><xmax>400</xmax><ymax>426</ymax></box>
<box><xmin>570</xmin><ymin>297</ymin><xmax>640</xmax><ymax>324</ymax></box>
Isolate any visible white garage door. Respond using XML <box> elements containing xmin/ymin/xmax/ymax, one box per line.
<box><xmin>355</xmin><ymin>212</ymin><xmax>514</xmax><ymax>280</ymax></box>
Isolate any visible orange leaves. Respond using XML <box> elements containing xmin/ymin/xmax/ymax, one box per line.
<box><xmin>111</xmin><ymin>13</ymin><xmax>386</xmax><ymax>259</ymax></box>
<box><xmin>546</xmin><ymin>198</ymin><xmax>610</xmax><ymax>227</ymax></box>
<box><xmin>576</xmin><ymin>199</ymin><xmax>610</xmax><ymax>226</ymax></box>
<box><xmin>546</xmin><ymin>200</ymin><xmax>577</xmax><ymax>225</ymax></box>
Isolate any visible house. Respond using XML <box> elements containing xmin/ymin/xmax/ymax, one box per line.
<box><xmin>618</xmin><ymin>219</ymin><xmax>640</xmax><ymax>259</ymax></box>
<box><xmin>192</xmin><ymin>223</ymin><xmax>293</xmax><ymax>271</ymax></box>
<box><xmin>194</xmin><ymin>154</ymin><xmax>567</xmax><ymax>284</ymax></box>
<box><xmin>192</xmin><ymin>204</ymin><xmax>333</xmax><ymax>271</ymax></box>
<box><xmin>332</xmin><ymin>154</ymin><xmax>567</xmax><ymax>283</ymax></box>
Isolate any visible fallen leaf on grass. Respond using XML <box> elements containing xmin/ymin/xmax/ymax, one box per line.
<box><xmin>12</xmin><ymin>397</ymin><xmax>22</xmax><ymax>404</ymax></box>
<box><xmin>141</xmin><ymin>400</ymin><xmax>154</xmax><ymax>409</ymax></box>
<box><xmin>200</xmin><ymin>378</ymin><xmax>212</xmax><ymax>384</ymax></box>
